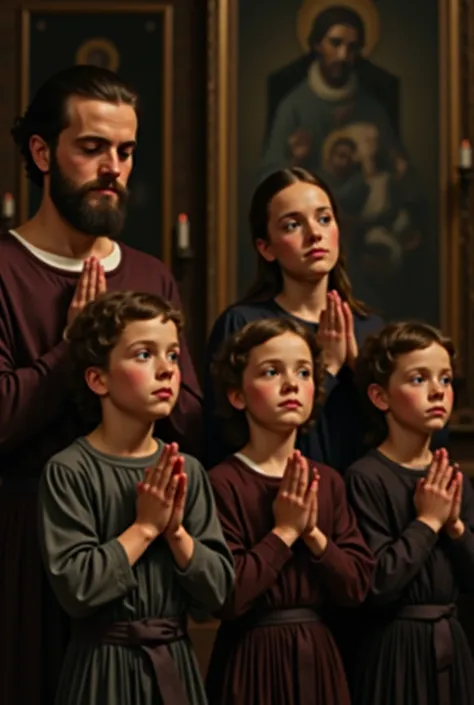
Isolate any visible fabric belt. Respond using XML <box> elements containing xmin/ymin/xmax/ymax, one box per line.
<box><xmin>251</xmin><ymin>607</ymin><xmax>321</xmax><ymax>628</ymax></box>
<box><xmin>77</xmin><ymin>617</ymin><xmax>190</xmax><ymax>705</ymax></box>
<box><xmin>396</xmin><ymin>603</ymin><xmax>456</xmax><ymax>705</ymax></box>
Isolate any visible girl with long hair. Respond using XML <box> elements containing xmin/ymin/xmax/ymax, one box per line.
<box><xmin>204</xmin><ymin>167</ymin><xmax>383</xmax><ymax>471</ymax></box>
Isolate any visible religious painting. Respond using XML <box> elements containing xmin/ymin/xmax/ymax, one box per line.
<box><xmin>19</xmin><ymin>3</ymin><xmax>173</xmax><ymax>264</ymax></box>
<box><xmin>207</xmin><ymin>0</ymin><xmax>461</xmax><ymax>333</ymax></box>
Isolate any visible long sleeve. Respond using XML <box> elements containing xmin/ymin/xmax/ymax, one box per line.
<box><xmin>308</xmin><ymin>472</ymin><xmax>374</xmax><ymax>606</ymax></box>
<box><xmin>173</xmin><ymin>457</ymin><xmax>234</xmax><ymax>619</ymax></box>
<box><xmin>203</xmin><ymin>308</ymin><xmax>248</xmax><ymax>468</ymax></box>
<box><xmin>0</xmin><ymin>297</ymin><xmax>71</xmax><ymax>450</ymax></box>
<box><xmin>209</xmin><ymin>472</ymin><xmax>293</xmax><ymax>619</ymax></box>
<box><xmin>38</xmin><ymin>461</ymin><xmax>137</xmax><ymax>619</ymax></box>
<box><xmin>155</xmin><ymin>273</ymin><xmax>204</xmax><ymax>460</ymax></box>
<box><xmin>444</xmin><ymin>473</ymin><xmax>474</xmax><ymax>594</ymax></box>
<box><xmin>346</xmin><ymin>469</ymin><xmax>438</xmax><ymax>606</ymax></box>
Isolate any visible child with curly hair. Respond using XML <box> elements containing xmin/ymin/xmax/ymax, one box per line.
<box><xmin>205</xmin><ymin>317</ymin><xmax>374</xmax><ymax>705</ymax></box>
<box><xmin>37</xmin><ymin>290</ymin><xmax>234</xmax><ymax>705</ymax></box>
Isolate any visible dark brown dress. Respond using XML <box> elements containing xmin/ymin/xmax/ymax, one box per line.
<box><xmin>0</xmin><ymin>232</ymin><xmax>203</xmax><ymax>705</ymax></box>
<box><xmin>205</xmin><ymin>455</ymin><xmax>374</xmax><ymax>705</ymax></box>
<box><xmin>345</xmin><ymin>449</ymin><xmax>474</xmax><ymax>705</ymax></box>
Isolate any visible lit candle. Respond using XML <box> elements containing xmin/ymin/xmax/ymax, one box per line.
<box><xmin>460</xmin><ymin>139</ymin><xmax>472</xmax><ymax>169</ymax></box>
<box><xmin>177</xmin><ymin>213</ymin><xmax>190</xmax><ymax>250</ymax></box>
<box><xmin>2</xmin><ymin>193</ymin><xmax>15</xmax><ymax>219</ymax></box>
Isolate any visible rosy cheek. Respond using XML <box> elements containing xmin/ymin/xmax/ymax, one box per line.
<box><xmin>245</xmin><ymin>383</ymin><xmax>275</xmax><ymax>412</ymax></box>
<box><xmin>444</xmin><ymin>385</ymin><xmax>454</xmax><ymax>408</ymax></box>
<box><xmin>302</xmin><ymin>380</ymin><xmax>315</xmax><ymax>404</ymax></box>
<box><xmin>275</xmin><ymin>238</ymin><xmax>300</xmax><ymax>260</ymax></box>
<box><xmin>115</xmin><ymin>366</ymin><xmax>149</xmax><ymax>387</ymax></box>
<box><xmin>327</xmin><ymin>225</ymin><xmax>339</xmax><ymax>252</ymax></box>
<box><xmin>391</xmin><ymin>386</ymin><xmax>423</xmax><ymax>410</ymax></box>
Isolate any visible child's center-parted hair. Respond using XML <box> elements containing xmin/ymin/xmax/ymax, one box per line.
<box><xmin>211</xmin><ymin>317</ymin><xmax>324</xmax><ymax>448</ymax></box>
<box><xmin>66</xmin><ymin>290</ymin><xmax>183</xmax><ymax>424</ymax></box>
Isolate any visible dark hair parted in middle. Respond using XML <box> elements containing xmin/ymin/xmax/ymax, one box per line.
<box><xmin>355</xmin><ymin>320</ymin><xmax>455</xmax><ymax>445</ymax></box>
<box><xmin>66</xmin><ymin>290</ymin><xmax>183</xmax><ymax>425</ymax></box>
<box><xmin>211</xmin><ymin>317</ymin><xmax>325</xmax><ymax>449</ymax></box>
<box><xmin>240</xmin><ymin>166</ymin><xmax>369</xmax><ymax>317</ymax></box>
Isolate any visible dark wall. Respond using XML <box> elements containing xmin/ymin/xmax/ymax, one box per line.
<box><xmin>0</xmin><ymin>0</ymin><xmax>208</xmax><ymax>375</ymax></box>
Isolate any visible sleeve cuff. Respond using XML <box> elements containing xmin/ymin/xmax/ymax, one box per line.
<box><xmin>110</xmin><ymin>539</ymin><xmax>138</xmax><ymax>591</ymax></box>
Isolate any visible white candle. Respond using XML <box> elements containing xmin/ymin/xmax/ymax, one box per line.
<box><xmin>460</xmin><ymin>139</ymin><xmax>472</xmax><ymax>169</ymax></box>
<box><xmin>2</xmin><ymin>193</ymin><xmax>15</xmax><ymax>219</ymax></box>
<box><xmin>177</xmin><ymin>213</ymin><xmax>190</xmax><ymax>250</ymax></box>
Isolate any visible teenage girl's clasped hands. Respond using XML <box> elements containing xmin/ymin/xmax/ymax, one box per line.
<box><xmin>317</xmin><ymin>289</ymin><xmax>359</xmax><ymax>376</ymax></box>
<box><xmin>415</xmin><ymin>448</ymin><xmax>464</xmax><ymax>539</ymax></box>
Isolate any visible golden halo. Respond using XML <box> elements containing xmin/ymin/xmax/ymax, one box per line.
<box><xmin>296</xmin><ymin>0</ymin><xmax>380</xmax><ymax>57</ymax></box>
<box><xmin>75</xmin><ymin>37</ymin><xmax>120</xmax><ymax>72</ymax></box>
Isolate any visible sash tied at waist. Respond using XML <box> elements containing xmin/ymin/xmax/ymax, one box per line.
<box><xmin>253</xmin><ymin>607</ymin><xmax>322</xmax><ymax>628</ymax></box>
<box><xmin>396</xmin><ymin>603</ymin><xmax>456</xmax><ymax>705</ymax></box>
<box><xmin>76</xmin><ymin>617</ymin><xmax>190</xmax><ymax>705</ymax></box>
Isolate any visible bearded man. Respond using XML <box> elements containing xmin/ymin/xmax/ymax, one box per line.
<box><xmin>0</xmin><ymin>65</ymin><xmax>202</xmax><ymax>705</ymax></box>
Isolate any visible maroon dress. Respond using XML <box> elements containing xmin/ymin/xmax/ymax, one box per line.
<box><xmin>206</xmin><ymin>455</ymin><xmax>374</xmax><ymax>705</ymax></box>
<box><xmin>346</xmin><ymin>449</ymin><xmax>474</xmax><ymax>705</ymax></box>
<box><xmin>0</xmin><ymin>232</ymin><xmax>202</xmax><ymax>705</ymax></box>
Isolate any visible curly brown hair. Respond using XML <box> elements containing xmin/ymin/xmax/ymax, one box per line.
<box><xmin>66</xmin><ymin>290</ymin><xmax>183</xmax><ymax>425</ymax></box>
<box><xmin>355</xmin><ymin>321</ymin><xmax>455</xmax><ymax>445</ymax></box>
<box><xmin>211</xmin><ymin>317</ymin><xmax>325</xmax><ymax>448</ymax></box>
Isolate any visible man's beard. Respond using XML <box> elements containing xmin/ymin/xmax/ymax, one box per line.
<box><xmin>49</xmin><ymin>155</ymin><xmax>129</xmax><ymax>237</ymax></box>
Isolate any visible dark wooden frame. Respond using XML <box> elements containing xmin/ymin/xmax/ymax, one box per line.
<box><xmin>19</xmin><ymin>2</ymin><xmax>174</xmax><ymax>265</ymax></box>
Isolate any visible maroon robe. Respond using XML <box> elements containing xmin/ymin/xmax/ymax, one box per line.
<box><xmin>205</xmin><ymin>455</ymin><xmax>374</xmax><ymax>705</ymax></box>
<box><xmin>0</xmin><ymin>231</ymin><xmax>202</xmax><ymax>705</ymax></box>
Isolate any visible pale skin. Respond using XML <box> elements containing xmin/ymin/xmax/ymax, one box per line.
<box><xmin>255</xmin><ymin>180</ymin><xmax>359</xmax><ymax>378</ymax></box>
<box><xmin>84</xmin><ymin>316</ymin><xmax>195</xmax><ymax>570</ymax></box>
<box><xmin>17</xmin><ymin>96</ymin><xmax>137</xmax><ymax>260</ymax></box>
<box><xmin>228</xmin><ymin>331</ymin><xmax>328</xmax><ymax>556</ymax></box>
<box><xmin>17</xmin><ymin>97</ymin><xmax>139</xmax><ymax>324</ymax></box>
<box><xmin>368</xmin><ymin>342</ymin><xmax>464</xmax><ymax>540</ymax></box>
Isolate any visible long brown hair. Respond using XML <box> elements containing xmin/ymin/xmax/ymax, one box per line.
<box><xmin>240</xmin><ymin>167</ymin><xmax>368</xmax><ymax>317</ymax></box>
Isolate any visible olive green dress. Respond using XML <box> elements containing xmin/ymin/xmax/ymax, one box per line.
<box><xmin>38</xmin><ymin>437</ymin><xmax>234</xmax><ymax>705</ymax></box>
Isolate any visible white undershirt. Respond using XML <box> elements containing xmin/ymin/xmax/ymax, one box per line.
<box><xmin>9</xmin><ymin>229</ymin><xmax>122</xmax><ymax>273</ymax></box>
<box><xmin>234</xmin><ymin>452</ymin><xmax>284</xmax><ymax>478</ymax></box>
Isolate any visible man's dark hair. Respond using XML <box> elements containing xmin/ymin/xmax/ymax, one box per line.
<box><xmin>308</xmin><ymin>6</ymin><xmax>365</xmax><ymax>52</ymax></box>
<box><xmin>11</xmin><ymin>64</ymin><xmax>139</xmax><ymax>187</ymax></box>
